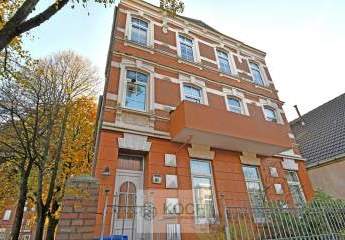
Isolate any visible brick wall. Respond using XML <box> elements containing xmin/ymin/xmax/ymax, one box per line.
<box><xmin>56</xmin><ymin>176</ymin><xmax>99</xmax><ymax>240</ymax></box>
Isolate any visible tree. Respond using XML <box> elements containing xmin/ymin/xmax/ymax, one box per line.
<box><xmin>0</xmin><ymin>51</ymin><xmax>99</xmax><ymax>240</ymax></box>
<box><xmin>30</xmin><ymin>52</ymin><xmax>98</xmax><ymax>240</ymax></box>
<box><xmin>0</xmin><ymin>62</ymin><xmax>44</xmax><ymax>240</ymax></box>
<box><xmin>160</xmin><ymin>0</ymin><xmax>184</xmax><ymax>16</ymax></box>
<box><xmin>0</xmin><ymin>0</ymin><xmax>115</xmax><ymax>51</ymax></box>
<box><xmin>45</xmin><ymin>97</ymin><xmax>96</xmax><ymax>240</ymax></box>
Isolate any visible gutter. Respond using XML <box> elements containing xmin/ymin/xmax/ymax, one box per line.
<box><xmin>307</xmin><ymin>152</ymin><xmax>345</xmax><ymax>170</ymax></box>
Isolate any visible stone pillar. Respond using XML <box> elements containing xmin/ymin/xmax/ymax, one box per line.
<box><xmin>56</xmin><ymin>176</ymin><xmax>99</xmax><ymax>240</ymax></box>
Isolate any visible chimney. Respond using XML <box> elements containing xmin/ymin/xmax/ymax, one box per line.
<box><xmin>293</xmin><ymin>105</ymin><xmax>305</xmax><ymax>126</ymax></box>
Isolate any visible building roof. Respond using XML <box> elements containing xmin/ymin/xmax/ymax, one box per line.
<box><xmin>290</xmin><ymin>93</ymin><xmax>345</xmax><ymax>167</ymax></box>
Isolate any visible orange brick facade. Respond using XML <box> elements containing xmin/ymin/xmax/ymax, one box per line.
<box><xmin>92</xmin><ymin>0</ymin><xmax>314</xmax><ymax>239</ymax></box>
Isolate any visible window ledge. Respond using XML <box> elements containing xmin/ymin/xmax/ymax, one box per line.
<box><xmin>220</xmin><ymin>72</ymin><xmax>240</xmax><ymax>82</ymax></box>
<box><xmin>117</xmin><ymin>106</ymin><xmax>154</xmax><ymax>117</ymax></box>
<box><xmin>177</xmin><ymin>57</ymin><xmax>203</xmax><ymax>70</ymax></box>
<box><xmin>124</xmin><ymin>40</ymin><xmax>154</xmax><ymax>54</ymax></box>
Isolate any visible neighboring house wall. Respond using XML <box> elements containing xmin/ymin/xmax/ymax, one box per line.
<box><xmin>308</xmin><ymin>157</ymin><xmax>345</xmax><ymax>199</ymax></box>
<box><xmin>0</xmin><ymin>205</ymin><xmax>35</xmax><ymax>240</ymax></box>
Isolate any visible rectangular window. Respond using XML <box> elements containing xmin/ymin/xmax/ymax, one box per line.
<box><xmin>286</xmin><ymin>171</ymin><xmax>305</xmax><ymax>207</ymax></box>
<box><xmin>242</xmin><ymin>165</ymin><xmax>265</xmax><ymax>222</ymax></box>
<box><xmin>217</xmin><ymin>50</ymin><xmax>232</xmax><ymax>74</ymax></box>
<box><xmin>2</xmin><ymin>210</ymin><xmax>11</xmax><ymax>221</ymax></box>
<box><xmin>250</xmin><ymin>62</ymin><xmax>264</xmax><ymax>86</ymax></box>
<box><xmin>264</xmin><ymin>106</ymin><xmax>278</xmax><ymax>122</ymax></box>
<box><xmin>131</xmin><ymin>18</ymin><xmax>148</xmax><ymax>46</ymax></box>
<box><xmin>227</xmin><ymin>97</ymin><xmax>242</xmax><ymax>114</ymax></box>
<box><xmin>0</xmin><ymin>228</ymin><xmax>6</xmax><ymax>240</ymax></box>
<box><xmin>179</xmin><ymin>35</ymin><xmax>194</xmax><ymax>62</ymax></box>
<box><xmin>183</xmin><ymin>85</ymin><xmax>202</xmax><ymax>104</ymax></box>
<box><xmin>191</xmin><ymin>160</ymin><xmax>216</xmax><ymax>223</ymax></box>
<box><xmin>125</xmin><ymin>70</ymin><xmax>148</xmax><ymax>111</ymax></box>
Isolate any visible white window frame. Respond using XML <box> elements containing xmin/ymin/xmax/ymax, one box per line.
<box><xmin>182</xmin><ymin>84</ymin><xmax>203</xmax><ymax>104</ymax></box>
<box><xmin>286</xmin><ymin>170</ymin><xmax>306</xmax><ymax>207</ymax></box>
<box><xmin>263</xmin><ymin>105</ymin><xmax>278</xmax><ymax>123</ymax></box>
<box><xmin>0</xmin><ymin>228</ymin><xmax>6</xmax><ymax>240</ymax></box>
<box><xmin>179</xmin><ymin>75</ymin><xmax>209</xmax><ymax>106</ymax></box>
<box><xmin>190</xmin><ymin>159</ymin><xmax>218</xmax><ymax>224</ymax></box>
<box><xmin>177</xmin><ymin>34</ymin><xmax>198</xmax><ymax>63</ymax></box>
<box><xmin>226</xmin><ymin>96</ymin><xmax>244</xmax><ymax>114</ymax></box>
<box><xmin>223</xmin><ymin>88</ymin><xmax>249</xmax><ymax>116</ymax></box>
<box><xmin>216</xmin><ymin>50</ymin><xmax>234</xmax><ymax>75</ymax></box>
<box><xmin>130</xmin><ymin>17</ymin><xmax>149</xmax><ymax>46</ymax></box>
<box><xmin>125</xmin><ymin>13</ymin><xmax>154</xmax><ymax>47</ymax></box>
<box><xmin>249</xmin><ymin>62</ymin><xmax>266</xmax><ymax>86</ymax></box>
<box><xmin>242</xmin><ymin>165</ymin><xmax>266</xmax><ymax>222</ymax></box>
<box><xmin>2</xmin><ymin>210</ymin><xmax>11</xmax><ymax>221</ymax></box>
<box><xmin>123</xmin><ymin>69</ymin><xmax>149</xmax><ymax>112</ymax></box>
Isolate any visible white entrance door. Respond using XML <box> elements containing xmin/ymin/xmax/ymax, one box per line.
<box><xmin>112</xmin><ymin>169</ymin><xmax>146</xmax><ymax>240</ymax></box>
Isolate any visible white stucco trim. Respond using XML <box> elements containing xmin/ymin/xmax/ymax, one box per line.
<box><xmin>179</xmin><ymin>74</ymin><xmax>209</xmax><ymax>106</ymax></box>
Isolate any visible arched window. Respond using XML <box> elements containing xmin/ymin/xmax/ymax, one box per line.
<box><xmin>118</xmin><ymin>181</ymin><xmax>137</xmax><ymax>219</ymax></box>
<box><xmin>264</xmin><ymin>106</ymin><xmax>277</xmax><ymax>122</ymax></box>
<box><xmin>131</xmin><ymin>17</ymin><xmax>149</xmax><ymax>46</ymax></box>
<box><xmin>250</xmin><ymin>62</ymin><xmax>264</xmax><ymax>86</ymax></box>
<box><xmin>125</xmin><ymin>70</ymin><xmax>148</xmax><ymax>111</ymax></box>
<box><xmin>227</xmin><ymin>97</ymin><xmax>242</xmax><ymax>114</ymax></box>
<box><xmin>183</xmin><ymin>84</ymin><xmax>202</xmax><ymax>103</ymax></box>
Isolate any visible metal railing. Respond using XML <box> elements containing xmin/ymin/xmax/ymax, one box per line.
<box><xmin>110</xmin><ymin>204</ymin><xmax>155</xmax><ymax>240</ymax></box>
<box><xmin>224</xmin><ymin>201</ymin><xmax>345</xmax><ymax>240</ymax></box>
<box><xmin>104</xmin><ymin>200</ymin><xmax>345</xmax><ymax>240</ymax></box>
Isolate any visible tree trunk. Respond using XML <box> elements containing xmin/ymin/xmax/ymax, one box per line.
<box><xmin>10</xmin><ymin>158</ymin><xmax>34</xmax><ymax>240</ymax></box>
<box><xmin>45</xmin><ymin>215</ymin><xmax>59</xmax><ymax>240</ymax></box>
<box><xmin>34</xmin><ymin>202</ymin><xmax>46</xmax><ymax>240</ymax></box>
<box><xmin>10</xmin><ymin>177</ymin><xmax>29</xmax><ymax>240</ymax></box>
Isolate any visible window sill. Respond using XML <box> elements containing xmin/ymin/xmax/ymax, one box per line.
<box><xmin>219</xmin><ymin>72</ymin><xmax>241</xmax><ymax>82</ymax></box>
<box><xmin>195</xmin><ymin>217</ymin><xmax>218</xmax><ymax>225</ymax></box>
<box><xmin>227</xmin><ymin>110</ymin><xmax>250</xmax><ymax>117</ymax></box>
<box><xmin>177</xmin><ymin>57</ymin><xmax>203</xmax><ymax>70</ymax></box>
<box><xmin>124</xmin><ymin>40</ymin><xmax>154</xmax><ymax>54</ymax></box>
<box><xmin>119</xmin><ymin>106</ymin><xmax>154</xmax><ymax>116</ymax></box>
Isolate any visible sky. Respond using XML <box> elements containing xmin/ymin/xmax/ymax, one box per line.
<box><xmin>23</xmin><ymin>0</ymin><xmax>345</xmax><ymax>121</ymax></box>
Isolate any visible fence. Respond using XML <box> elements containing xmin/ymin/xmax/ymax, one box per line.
<box><xmin>224</xmin><ymin>201</ymin><xmax>345</xmax><ymax>240</ymax></box>
<box><xmin>104</xmin><ymin>200</ymin><xmax>345</xmax><ymax>240</ymax></box>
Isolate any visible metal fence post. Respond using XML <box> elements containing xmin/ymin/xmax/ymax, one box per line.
<box><xmin>101</xmin><ymin>189</ymin><xmax>110</xmax><ymax>240</ymax></box>
<box><xmin>221</xmin><ymin>193</ymin><xmax>231</xmax><ymax>240</ymax></box>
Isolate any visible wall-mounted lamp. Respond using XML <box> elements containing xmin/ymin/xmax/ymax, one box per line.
<box><xmin>102</xmin><ymin>166</ymin><xmax>110</xmax><ymax>176</ymax></box>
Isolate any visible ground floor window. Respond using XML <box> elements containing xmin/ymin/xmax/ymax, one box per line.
<box><xmin>242</xmin><ymin>165</ymin><xmax>266</xmax><ymax>221</ymax></box>
<box><xmin>286</xmin><ymin>170</ymin><xmax>306</xmax><ymax>207</ymax></box>
<box><xmin>190</xmin><ymin>160</ymin><xmax>216</xmax><ymax>224</ymax></box>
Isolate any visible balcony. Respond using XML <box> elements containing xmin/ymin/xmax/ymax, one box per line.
<box><xmin>169</xmin><ymin>101</ymin><xmax>292</xmax><ymax>156</ymax></box>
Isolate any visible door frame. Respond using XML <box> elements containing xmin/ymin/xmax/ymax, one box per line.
<box><xmin>110</xmin><ymin>155</ymin><xmax>145</xmax><ymax>237</ymax></box>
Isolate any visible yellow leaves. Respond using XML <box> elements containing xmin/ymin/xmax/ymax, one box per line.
<box><xmin>159</xmin><ymin>0</ymin><xmax>185</xmax><ymax>17</ymax></box>
<box><xmin>59</xmin><ymin>96</ymin><xmax>96</xmax><ymax>181</ymax></box>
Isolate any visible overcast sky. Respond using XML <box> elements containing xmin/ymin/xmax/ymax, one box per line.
<box><xmin>24</xmin><ymin>0</ymin><xmax>345</xmax><ymax>121</ymax></box>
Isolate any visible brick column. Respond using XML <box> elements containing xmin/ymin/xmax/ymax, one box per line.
<box><xmin>56</xmin><ymin>176</ymin><xmax>99</xmax><ymax>240</ymax></box>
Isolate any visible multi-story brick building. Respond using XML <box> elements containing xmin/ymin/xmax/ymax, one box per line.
<box><xmin>93</xmin><ymin>0</ymin><xmax>314</xmax><ymax>238</ymax></box>
<box><xmin>0</xmin><ymin>205</ymin><xmax>34</xmax><ymax>240</ymax></box>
